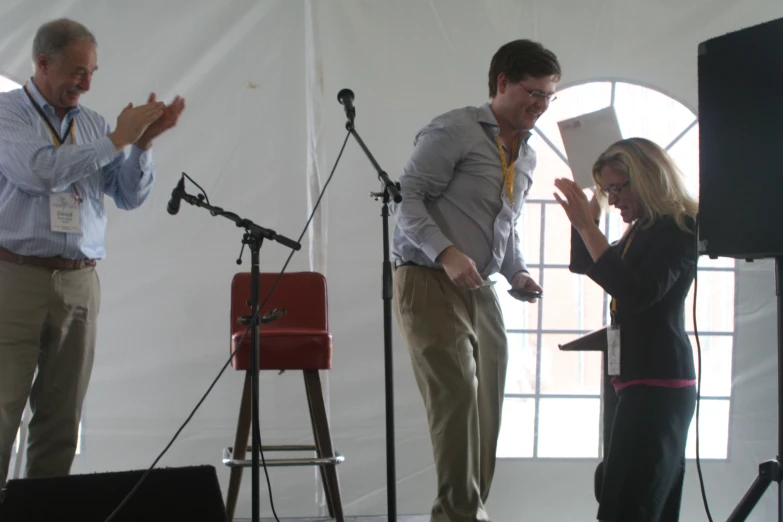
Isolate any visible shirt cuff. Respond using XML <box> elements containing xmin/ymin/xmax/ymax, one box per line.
<box><xmin>502</xmin><ymin>262</ymin><xmax>529</xmax><ymax>284</ymax></box>
<box><xmin>94</xmin><ymin>136</ymin><xmax>118</xmax><ymax>167</ymax></box>
<box><xmin>129</xmin><ymin>145</ymin><xmax>153</xmax><ymax>169</ymax></box>
<box><xmin>420</xmin><ymin>232</ymin><xmax>454</xmax><ymax>263</ymax></box>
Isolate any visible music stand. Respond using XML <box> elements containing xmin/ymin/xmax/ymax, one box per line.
<box><xmin>559</xmin><ymin>327</ymin><xmax>616</xmax><ymax>502</ymax></box>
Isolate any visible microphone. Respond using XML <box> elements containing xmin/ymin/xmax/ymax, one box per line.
<box><xmin>167</xmin><ymin>176</ymin><xmax>186</xmax><ymax>215</ymax></box>
<box><xmin>337</xmin><ymin>88</ymin><xmax>355</xmax><ymax>122</ymax></box>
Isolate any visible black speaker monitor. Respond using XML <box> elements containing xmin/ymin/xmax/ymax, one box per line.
<box><xmin>0</xmin><ymin>465</ymin><xmax>228</xmax><ymax>522</ymax></box>
<box><xmin>698</xmin><ymin>16</ymin><xmax>783</xmax><ymax>259</ymax></box>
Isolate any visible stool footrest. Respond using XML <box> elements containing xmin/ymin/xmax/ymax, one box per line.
<box><xmin>222</xmin><ymin>445</ymin><xmax>345</xmax><ymax>468</ymax></box>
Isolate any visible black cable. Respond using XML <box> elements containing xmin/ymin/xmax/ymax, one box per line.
<box><xmin>694</xmin><ymin>216</ymin><xmax>715</xmax><ymax>522</ymax></box>
<box><xmin>182</xmin><ymin>172</ymin><xmax>210</xmax><ymax>205</ymax></box>
<box><xmin>103</xmin><ymin>129</ymin><xmax>352</xmax><ymax>522</ymax></box>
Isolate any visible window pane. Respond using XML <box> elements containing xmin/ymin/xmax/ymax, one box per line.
<box><xmin>497</xmin><ymin>398</ymin><xmax>535</xmax><ymax>458</ymax></box>
<box><xmin>535</xmin><ymin>81</ymin><xmax>613</xmax><ymax>159</ymax></box>
<box><xmin>684</xmin><ymin>270</ymin><xmax>735</xmax><ymax>333</ymax></box>
<box><xmin>537</xmin><ymin>398</ymin><xmax>600</xmax><ymax>458</ymax></box>
<box><xmin>493</xmin><ymin>268</ymin><xmax>540</xmax><ymax>331</ymax></box>
<box><xmin>697</xmin><ymin>254</ymin><xmax>736</xmax><ymax>269</ymax></box>
<box><xmin>690</xmin><ymin>335</ymin><xmax>733</xmax><ymax>397</ymax></box>
<box><xmin>541</xmin><ymin>269</ymin><xmax>606</xmax><ymax>331</ymax></box>
<box><xmin>604</xmin><ymin>211</ymin><xmax>629</xmax><ymax>244</ymax></box>
<box><xmin>685</xmin><ymin>399</ymin><xmax>730</xmax><ymax>459</ymax></box>
<box><xmin>543</xmin><ymin>201</ymin><xmax>576</xmax><ymax>266</ymax></box>
<box><xmin>540</xmin><ymin>334</ymin><xmax>602</xmax><ymax>395</ymax></box>
<box><xmin>505</xmin><ymin>333</ymin><xmax>537</xmax><ymax>394</ymax></box>
<box><xmin>518</xmin><ymin>201</ymin><xmax>542</xmax><ymax>265</ymax></box>
<box><xmin>525</xmin><ymin>134</ymin><xmax>573</xmax><ymax>200</ymax></box>
<box><xmin>601</xmin><ymin>210</ymin><xmax>636</xmax><ymax>245</ymax></box>
<box><xmin>667</xmin><ymin>123</ymin><xmax>700</xmax><ymax>198</ymax></box>
<box><xmin>614</xmin><ymin>82</ymin><xmax>697</xmax><ymax>149</ymax></box>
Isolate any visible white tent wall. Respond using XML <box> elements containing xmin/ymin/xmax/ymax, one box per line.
<box><xmin>0</xmin><ymin>1</ymin><xmax>779</xmax><ymax>520</ymax></box>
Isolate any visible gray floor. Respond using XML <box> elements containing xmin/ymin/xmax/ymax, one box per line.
<box><xmin>247</xmin><ymin>515</ymin><xmax>430</xmax><ymax>522</ymax></box>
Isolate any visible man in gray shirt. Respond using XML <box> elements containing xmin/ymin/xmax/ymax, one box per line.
<box><xmin>391</xmin><ymin>39</ymin><xmax>560</xmax><ymax>522</ymax></box>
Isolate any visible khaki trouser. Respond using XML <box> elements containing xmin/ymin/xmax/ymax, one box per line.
<box><xmin>393</xmin><ymin>265</ymin><xmax>507</xmax><ymax>522</ymax></box>
<box><xmin>0</xmin><ymin>260</ymin><xmax>100</xmax><ymax>486</ymax></box>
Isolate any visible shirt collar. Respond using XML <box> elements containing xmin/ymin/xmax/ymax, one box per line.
<box><xmin>478</xmin><ymin>101</ymin><xmax>532</xmax><ymax>143</ymax></box>
<box><xmin>25</xmin><ymin>77</ymin><xmax>81</xmax><ymax>118</ymax></box>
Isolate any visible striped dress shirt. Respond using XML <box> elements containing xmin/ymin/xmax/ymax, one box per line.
<box><xmin>0</xmin><ymin>78</ymin><xmax>155</xmax><ymax>260</ymax></box>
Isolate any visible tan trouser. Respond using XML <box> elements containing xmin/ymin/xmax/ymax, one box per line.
<box><xmin>0</xmin><ymin>260</ymin><xmax>100</xmax><ymax>486</ymax></box>
<box><xmin>393</xmin><ymin>265</ymin><xmax>507</xmax><ymax>522</ymax></box>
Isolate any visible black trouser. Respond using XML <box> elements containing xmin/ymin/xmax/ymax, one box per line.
<box><xmin>596</xmin><ymin>385</ymin><xmax>697</xmax><ymax>522</ymax></box>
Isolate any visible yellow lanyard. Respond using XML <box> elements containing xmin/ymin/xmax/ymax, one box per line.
<box><xmin>610</xmin><ymin>223</ymin><xmax>640</xmax><ymax>315</ymax></box>
<box><xmin>495</xmin><ymin>135</ymin><xmax>518</xmax><ymax>204</ymax></box>
<box><xmin>23</xmin><ymin>82</ymin><xmax>76</xmax><ymax>149</ymax></box>
<box><xmin>48</xmin><ymin>123</ymin><xmax>75</xmax><ymax>149</ymax></box>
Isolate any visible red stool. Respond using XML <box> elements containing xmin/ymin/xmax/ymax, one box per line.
<box><xmin>223</xmin><ymin>272</ymin><xmax>344</xmax><ymax>521</ymax></box>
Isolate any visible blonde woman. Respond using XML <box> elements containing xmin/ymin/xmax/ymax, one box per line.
<box><xmin>554</xmin><ymin>137</ymin><xmax>698</xmax><ymax>522</ymax></box>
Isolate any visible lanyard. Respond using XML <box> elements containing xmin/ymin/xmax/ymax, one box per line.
<box><xmin>23</xmin><ymin>83</ymin><xmax>75</xmax><ymax>149</ymax></box>
<box><xmin>610</xmin><ymin>222</ymin><xmax>640</xmax><ymax>320</ymax></box>
<box><xmin>495</xmin><ymin>135</ymin><xmax>518</xmax><ymax>204</ymax></box>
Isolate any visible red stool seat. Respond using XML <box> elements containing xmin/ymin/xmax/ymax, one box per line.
<box><xmin>231</xmin><ymin>328</ymin><xmax>332</xmax><ymax>370</ymax></box>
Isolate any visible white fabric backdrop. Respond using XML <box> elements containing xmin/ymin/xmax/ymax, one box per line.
<box><xmin>0</xmin><ymin>1</ymin><xmax>780</xmax><ymax>520</ymax></box>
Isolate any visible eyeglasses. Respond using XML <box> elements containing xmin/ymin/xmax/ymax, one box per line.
<box><xmin>520</xmin><ymin>85</ymin><xmax>557</xmax><ymax>103</ymax></box>
<box><xmin>598</xmin><ymin>180</ymin><xmax>630</xmax><ymax>196</ymax></box>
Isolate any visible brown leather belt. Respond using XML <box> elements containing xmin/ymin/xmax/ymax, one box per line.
<box><xmin>0</xmin><ymin>247</ymin><xmax>97</xmax><ymax>269</ymax></box>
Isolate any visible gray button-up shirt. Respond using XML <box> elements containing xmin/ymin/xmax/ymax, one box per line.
<box><xmin>391</xmin><ymin>102</ymin><xmax>535</xmax><ymax>281</ymax></box>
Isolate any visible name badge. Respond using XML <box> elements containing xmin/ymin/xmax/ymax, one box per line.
<box><xmin>607</xmin><ymin>325</ymin><xmax>621</xmax><ymax>376</ymax></box>
<box><xmin>50</xmin><ymin>193</ymin><xmax>81</xmax><ymax>233</ymax></box>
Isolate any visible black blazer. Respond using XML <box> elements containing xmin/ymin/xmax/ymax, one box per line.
<box><xmin>570</xmin><ymin>216</ymin><xmax>697</xmax><ymax>381</ymax></box>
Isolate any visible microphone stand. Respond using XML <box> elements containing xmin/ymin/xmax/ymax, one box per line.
<box><xmin>173</xmin><ymin>182</ymin><xmax>301</xmax><ymax>522</ymax></box>
<box><xmin>341</xmin><ymin>103</ymin><xmax>402</xmax><ymax>521</ymax></box>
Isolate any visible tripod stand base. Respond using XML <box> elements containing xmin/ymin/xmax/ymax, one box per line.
<box><xmin>725</xmin><ymin>256</ymin><xmax>783</xmax><ymax>521</ymax></box>
<box><xmin>726</xmin><ymin>457</ymin><xmax>782</xmax><ymax>521</ymax></box>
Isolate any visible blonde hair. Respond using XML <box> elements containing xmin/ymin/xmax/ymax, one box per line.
<box><xmin>592</xmin><ymin>137</ymin><xmax>698</xmax><ymax>233</ymax></box>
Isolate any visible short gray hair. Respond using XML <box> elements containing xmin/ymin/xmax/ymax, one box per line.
<box><xmin>32</xmin><ymin>18</ymin><xmax>96</xmax><ymax>60</ymax></box>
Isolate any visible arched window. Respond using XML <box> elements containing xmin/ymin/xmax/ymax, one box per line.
<box><xmin>494</xmin><ymin>80</ymin><xmax>734</xmax><ymax>460</ymax></box>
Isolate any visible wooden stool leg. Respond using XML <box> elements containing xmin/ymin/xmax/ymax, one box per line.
<box><xmin>304</xmin><ymin>370</ymin><xmax>344</xmax><ymax>522</ymax></box>
<box><xmin>303</xmin><ymin>371</ymin><xmax>335</xmax><ymax>518</ymax></box>
<box><xmin>226</xmin><ymin>371</ymin><xmax>253</xmax><ymax>522</ymax></box>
